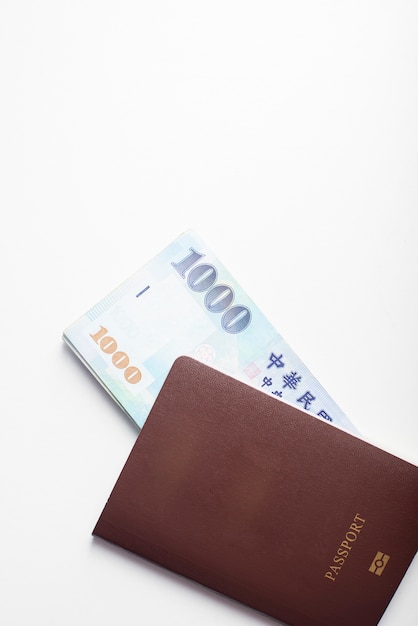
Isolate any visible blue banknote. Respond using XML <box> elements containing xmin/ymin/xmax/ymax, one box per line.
<box><xmin>63</xmin><ymin>230</ymin><xmax>357</xmax><ymax>433</ymax></box>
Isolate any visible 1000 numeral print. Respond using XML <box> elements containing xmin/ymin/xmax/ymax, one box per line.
<box><xmin>171</xmin><ymin>248</ymin><xmax>251</xmax><ymax>334</ymax></box>
<box><xmin>90</xmin><ymin>326</ymin><xmax>142</xmax><ymax>383</ymax></box>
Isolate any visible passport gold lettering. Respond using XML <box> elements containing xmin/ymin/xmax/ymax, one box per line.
<box><xmin>336</xmin><ymin>547</ymin><xmax>350</xmax><ymax>558</ymax></box>
<box><xmin>90</xmin><ymin>326</ymin><xmax>142</xmax><ymax>384</ymax></box>
<box><xmin>324</xmin><ymin>514</ymin><xmax>366</xmax><ymax>582</ymax></box>
<box><xmin>333</xmin><ymin>557</ymin><xmax>345</xmax><ymax>566</ymax></box>
<box><xmin>171</xmin><ymin>247</ymin><xmax>252</xmax><ymax>334</ymax></box>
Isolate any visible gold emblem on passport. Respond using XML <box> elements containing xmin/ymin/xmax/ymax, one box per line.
<box><xmin>369</xmin><ymin>552</ymin><xmax>390</xmax><ymax>575</ymax></box>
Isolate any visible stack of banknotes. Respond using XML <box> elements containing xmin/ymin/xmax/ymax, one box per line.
<box><xmin>63</xmin><ymin>230</ymin><xmax>357</xmax><ymax>434</ymax></box>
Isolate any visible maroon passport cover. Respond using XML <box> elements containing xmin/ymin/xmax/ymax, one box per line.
<box><xmin>93</xmin><ymin>356</ymin><xmax>418</xmax><ymax>626</ymax></box>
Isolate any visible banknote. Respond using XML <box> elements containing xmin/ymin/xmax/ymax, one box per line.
<box><xmin>63</xmin><ymin>230</ymin><xmax>357</xmax><ymax>433</ymax></box>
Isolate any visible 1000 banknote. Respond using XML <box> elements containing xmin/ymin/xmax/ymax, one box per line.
<box><xmin>63</xmin><ymin>230</ymin><xmax>356</xmax><ymax>433</ymax></box>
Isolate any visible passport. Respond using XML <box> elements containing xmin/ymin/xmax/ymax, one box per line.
<box><xmin>93</xmin><ymin>357</ymin><xmax>418</xmax><ymax>626</ymax></box>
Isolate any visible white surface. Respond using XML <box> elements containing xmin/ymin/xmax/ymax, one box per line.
<box><xmin>1</xmin><ymin>2</ymin><xmax>417</xmax><ymax>625</ymax></box>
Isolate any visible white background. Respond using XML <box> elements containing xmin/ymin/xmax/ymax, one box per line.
<box><xmin>1</xmin><ymin>2</ymin><xmax>417</xmax><ymax>625</ymax></box>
